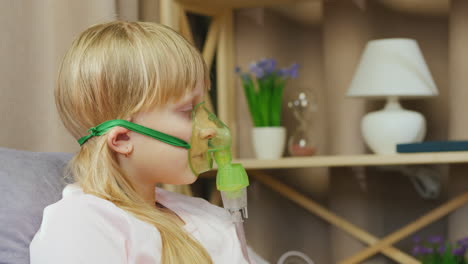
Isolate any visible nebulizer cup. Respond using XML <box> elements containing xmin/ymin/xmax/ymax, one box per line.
<box><xmin>188</xmin><ymin>102</ymin><xmax>251</xmax><ymax>262</ymax></box>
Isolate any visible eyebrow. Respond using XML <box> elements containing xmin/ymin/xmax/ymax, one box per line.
<box><xmin>174</xmin><ymin>85</ymin><xmax>204</xmax><ymax>107</ymax></box>
<box><xmin>174</xmin><ymin>95</ymin><xmax>195</xmax><ymax>109</ymax></box>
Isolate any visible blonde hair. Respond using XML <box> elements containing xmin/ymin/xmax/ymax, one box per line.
<box><xmin>55</xmin><ymin>21</ymin><xmax>212</xmax><ymax>263</ymax></box>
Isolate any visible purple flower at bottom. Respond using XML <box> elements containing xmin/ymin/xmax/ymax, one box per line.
<box><xmin>438</xmin><ymin>245</ymin><xmax>446</xmax><ymax>254</ymax></box>
<box><xmin>453</xmin><ymin>247</ymin><xmax>466</xmax><ymax>256</ymax></box>
<box><xmin>428</xmin><ymin>235</ymin><xmax>444</xmax><ymax>244</ymax></box>
<box><xmin>412</xmin><ymin>245</ymin><xmax>433</xmax><ymax>256</ymax></box>
<box><xmin>412</xmin><ymin>245</ymin><xmax>423</xmax><ymax>256</ymax></box>
<box><xmin>457</xmin><ymin>237</ymin><xmax>468</xmax><ymax>246</ymax></box>
<box><xmin>413</xmin><ymin>236</ymin><xmax>422</xmax><ymax>244</ymax></box>
<box><xmin>423</xmin><ymin>247</ymin><xmax>434</xmax><ymax>254</ymax></box>
<box><xmin>413</xmin><ymin>235</ymin><xmax>422</xmax><ymax>244</ymax></box>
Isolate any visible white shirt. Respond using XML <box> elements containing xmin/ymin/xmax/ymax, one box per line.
<box><xmin>30</xmin><ymin>183</ymin><xmax>248</xmax><ymax>263</ymax></box>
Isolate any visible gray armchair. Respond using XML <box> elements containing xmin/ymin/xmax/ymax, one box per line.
<box><xmin>0</xmin><ymin>148</ymin><xmax>73</xmax><ymax>264</ymax></box>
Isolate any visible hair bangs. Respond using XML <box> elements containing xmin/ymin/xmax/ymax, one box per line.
<box><xmin>130</xmin><ymin>23</ymin><xmax>210</xmax><ymax>113</ymax></box>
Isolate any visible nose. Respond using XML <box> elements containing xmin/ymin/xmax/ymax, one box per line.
<box><xmin>200</xmin><ymin>128</ymin><xmax>217</xmax><ymax>140</ymax></box>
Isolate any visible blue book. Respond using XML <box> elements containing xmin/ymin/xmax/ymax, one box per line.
<box><xmin>397</xmin><ymin>140</ymin><xmax>468</xmax><ymax>153</ymax></box>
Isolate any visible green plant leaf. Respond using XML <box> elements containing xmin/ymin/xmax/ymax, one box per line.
<box><xmin>240</xmin><ymin>71</ymin><xmax>289</xmax><ymax>127</ymax></box>
<box><xmin>272</xmin><ymin>77</ymin><xmax>286</xmax><ymax>126</ymax></box>
<box><xmin>241</xmin><ymin>75</ymin><xmax>261</xmax><ymax>126</ymax></box>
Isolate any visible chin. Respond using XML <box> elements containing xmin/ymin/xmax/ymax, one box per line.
<box><xmin>173</xmin><ymin>170</ymin><xmax>198</xmax><ymax>185</ymax></box>
<box><xmin>184</xmin><ymin>174</ymin><xmax>198</xmax><ymax>185</ymax></box>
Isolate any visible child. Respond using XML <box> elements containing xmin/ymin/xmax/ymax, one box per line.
<box><xmin>30</xmin><ymin>21</ymin><xmax>249</xmax><ymax>264</ymax></box>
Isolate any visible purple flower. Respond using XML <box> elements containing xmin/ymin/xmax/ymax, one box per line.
<box><xmin>457</xmin><ymin>237</ymin><xmax>468</xmax><ymax>246</ymax></box>
<box><xmin>288</xmin><ymin>63</ymin><xmax>299</xmax><ymax>79</ymax></box>
<box><xmin>413</xmin><ymin>235</ymin><xmax>422</xmax><ymax>244</ymax></box>
<box><xmin>241</xmin><ymin>59</ymin><xmax>299</xmax><ymax>80</ymax></box>
<box><xmin>257</xmin><ymin>58</ymin><xmax>277</xmax><ymax>75</ymax></box>
<box><xmin>438</xmin><ymin>245</ymin><xmax>446</xmax><ymax>254</ymax></box>
<box><xmin>277</xmin><ymin>63</ymin><xmax>300</xmax><ymax>79</ymax></box>
<box><xmin>277</xmin><ymin>68</ymin><xmax>287</xmax><ymax>78</ymax></box>
<box><xmin>411</xmin><ymin>245</ymin><xmax>423</xmax><ymax>256</ymax></box>
<box><xmin>423</xmin><ymin>247</ymin><xmax>434</xmax><ymax>254</ymax></box>
<box><xmin>452</xmin><ymin>247</ymin><xmax>466</xmax><ymax>256</ymax></box>
<box><xmin>257</xmin><ymin>58</ymin><xmax>269</xmax><ymax>68</ymax></box>
<box><xmin>412</xmin><ymin>245</ymin><xmax>432</xmax><ymax>255</ymax></box>
<box><xmin>267</xmin><ymin>60</ymin><xmax>277</xmax><ymax>74</ymax></box>
<box><xmin>428</xmin><ymin>235</ymin><xmax>444</xmax><ymax>244</ymax></box>
<box><xmin>249</xmin><ymin>63</ymin><xmax>265</xmax><ymax>79</ymax></box>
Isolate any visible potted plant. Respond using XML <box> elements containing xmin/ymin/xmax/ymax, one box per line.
<box><xmin>236</xmin><ymin>58</ymin><xmax>299</xmax><ymax>159</ymax></box>
<box><xmin>412</xmin><ymin>235</ymin><xmax>468</xmax><ymax>264</ymax></box>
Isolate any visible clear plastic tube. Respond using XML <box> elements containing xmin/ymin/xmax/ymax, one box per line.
<box><xmin>235</xmin><ymin>220</ymin><xmax>251</xmax><ymax>263</ymax></box>
<box><xmin>220</xmin><ymin>188</ymin><xmax>251</xmax><ymax>263</ymax></box>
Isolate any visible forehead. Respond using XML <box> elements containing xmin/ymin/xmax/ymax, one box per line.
<box><xmin>175</xmin><ymin>81</ymin><xmax>205</xmax><ymax>102</ymax></box>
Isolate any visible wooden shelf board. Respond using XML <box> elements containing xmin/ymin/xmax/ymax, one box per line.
<box><xmin>233</xmin><ymin>152</ymin><xmax>468</xmax><ymax>169</ymax></box>
<box><xmin>176</xmin><ymin>0</ymin><xmax>311</xmax><ymax>10</ymax></box>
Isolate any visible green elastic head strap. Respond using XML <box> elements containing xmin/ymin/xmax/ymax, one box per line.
<box><xmin>77</xmin><ymin>119</ymin><xmax>191</xmax><ymax>149</ymax></box>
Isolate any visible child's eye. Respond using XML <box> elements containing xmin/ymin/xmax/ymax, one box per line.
<box><xmin>179</xmin><ymin>102</ymin><xmax>194</xmax><ymax>119</ymax></box>
<box><xmin>182</xmin><ymin>109</ymin><xmax>193</xmax><ymax>119</ymax></box>
<box><xmin>184</xmin><ymin>110</ymin><xmax>192</xmax><ymax>119</ymax></box>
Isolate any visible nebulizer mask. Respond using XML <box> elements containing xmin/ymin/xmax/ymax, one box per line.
<box><xmin>188</xmin><ymin>102</ymin><xmax>249</xmax><ymax>219</ymax></box>
<box><xmin>78</xmin><ymin>102</ymin><xmax>251</xmax><ymax>262</ymax></box>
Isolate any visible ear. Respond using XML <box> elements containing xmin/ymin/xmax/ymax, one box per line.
<box><xmin>107</xmin><ymin>126</ymin><xmax>133</xmax><ymax>156</ymax></box>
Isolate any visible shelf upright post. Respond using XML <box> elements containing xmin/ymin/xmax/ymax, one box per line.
<box><xmin>160</xmin><ymin>0</ymin><xmax>180</xmax><ymax>30</ymax></box>
<box><xmin>216</xmin><ymin>9</ymin><xmax>238</xmax><ymax>158</ymax></box>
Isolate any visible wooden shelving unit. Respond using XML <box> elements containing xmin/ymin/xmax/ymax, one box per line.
<box><xmin>160</xmin><ymin>1</ymin><xmax>468</xmax><ymax>263</ymax></box>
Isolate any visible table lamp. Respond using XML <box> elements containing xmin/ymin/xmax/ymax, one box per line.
<box><xmin>347</xmin><ymin>38</ymin><xmax>439</xmax><ymax>154</ymax></box>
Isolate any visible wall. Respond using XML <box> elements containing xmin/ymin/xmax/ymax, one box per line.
<box><xmin>234</xmin><ymin>2</ymin><xmax>453</xmax><ymax>263</ymax></box>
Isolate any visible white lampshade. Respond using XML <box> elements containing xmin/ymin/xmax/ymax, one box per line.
<box><xmin>347</xmin><ymin>38</ymin><xmax>438</xmax><ymax>98</ymax></box>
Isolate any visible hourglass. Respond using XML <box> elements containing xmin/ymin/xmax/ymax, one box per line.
<box><xmin>287</xmin><ymin>91</ymin><xmax>318</xmax><ymax>156</ymax></box>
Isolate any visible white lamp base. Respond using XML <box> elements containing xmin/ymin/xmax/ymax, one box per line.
<box><xmin>362</xmin><ymin>97</ymin><xmax>426</xmax><ymax>154</ymax></box>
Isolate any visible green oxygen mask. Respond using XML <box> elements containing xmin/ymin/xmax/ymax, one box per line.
<box><xmin>189</xmin><ymin>102</ymin><xmax>249</xmax><ymax>219</ymax></box>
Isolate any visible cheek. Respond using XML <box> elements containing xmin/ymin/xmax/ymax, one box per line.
<box><xmin>164</xmin><ymin>114</ymin><xmax>193</xmax><ymax>141</ymax></box>
<box><xmin>153</xmin><ymin>149</ymin><xmax>196</xmax><ymax>184</ymax></box>
<box><xmin>132</xmin><ymin>137</ymin><xmax>193</xmax><ymax>184</ymax></box>
<box><xmin>171</xmin><ymin>122</ymin><xmax>193</xmax><ymax>143</ymax></box>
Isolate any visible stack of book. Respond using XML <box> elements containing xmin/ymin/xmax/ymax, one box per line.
<box><xmin>397</xmin><ymin>140</ymin><xmax>468</xmax><ymax>153</ymax></box>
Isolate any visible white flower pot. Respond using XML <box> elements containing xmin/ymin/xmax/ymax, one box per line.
<box><xmin>252</xmin><ymin>127</ymin><xmax>286</xmax><ymax>159</ymax></box>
